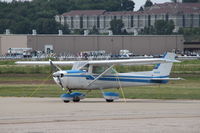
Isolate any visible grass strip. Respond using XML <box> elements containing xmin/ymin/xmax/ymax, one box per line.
<box><xmin>0</xmin><ymin>77</ymin><xmax>199</xmax><ymax>99</ymax></box>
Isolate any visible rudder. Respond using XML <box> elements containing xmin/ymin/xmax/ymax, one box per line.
<box><xmin>152</xmin><ymin>52</ymin><xmax>176</xmax><ymax>77</ymax></box>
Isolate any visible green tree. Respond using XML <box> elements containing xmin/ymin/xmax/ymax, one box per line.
<box><xmin>165</xmin><ymin>20</ymin><xmax>175</xmax><ymax>34</ymax></box>
<box><xmin>60</xmin><ymin>25</ymin><xmax>70</xmax><ymax>34</ymax></box>
<box><xmin>34</xmin><ymin>18</ymin><xmax>60</xmax><ymax>34</ymax></box>
<box><xmin>110</xmin><ymin>19</ymin><xmax>124</xmax><ymax>35</ymax></box>
<box><xmin>140</xmin><ymin>20</ymin><xmax>174</xmax><ymax>35</ymax></box>
<box><xmin>140</xmin><ymin>26</ymin><xmax>155</xmax><ymax>35</ymax></box>
<box><xmin>121</xmin><ymin>0</ymin><xmax>135</xmax><ymax>11</ymax></box>
<box><xmin>11</xmin><ymin>19</ymin><xmax>32</xmax><ymax>34</ymax></box>
<box><xmin>138</xmin><ymin>6</ymin><xmax>144</xmax><ymax>11</ymax></box>
<box><xmin>67</xmin><ymin>0</ymin><xmax>134</xmax><ymax>11</ymax></box>
<box><xmin>48</xmin><ymin>0</ymin><xmax>73</xmax><ymax>14</ymax></box>
<box><xmin>73</xmin><ymin>29</ymin><xmax>84</xmax><ymax>34</ymax></box>
<box><xmin>90</xmin><ymin>26</ymin><xmax>99</xmax><ymax>34</ymax></box>
<box><xmin>154</xmin><ymin>20</ymin><xmax>174</xmax><ymax>35</ymax></box>
<box><xmin>0</xmin><ymin>19</ymin><xmax>12</xmax><ymax>34</ymax></box>
<box><xmin>0</xmin><ymin>0</ymin><xmax>136</xmax><ymax>34</ymax></box>
<box><xmin>178</xmin><ymin>27</ymin><xmax>200</xmax><ymax>42</ymax></box>
<box><xmin>144</xmin><ymin>0</ymin><xmax>153</xmax><ymax>8</ymax></box>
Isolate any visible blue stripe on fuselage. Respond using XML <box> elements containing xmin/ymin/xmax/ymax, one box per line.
<box><xmin>66</xmin><ymin>70</ymin><xmax>86</xmax><ymax>74</ymax></box>
<box><xmin>95</xmin><ymin>77</ymin><xmax>168</xmax><ymax>84</ymax></box>
<box><xmin>91</xmin><ymin>75</ymin><xmax>169</xmax><ymax>78</ymax></box>
<box><xmin>64</xmin><ymin>74</ymin><xmax>169</xmax><ymax>84</ymax></box>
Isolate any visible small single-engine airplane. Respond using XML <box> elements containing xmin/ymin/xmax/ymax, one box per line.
<box><xmin>16</xmin><ymin>52</ymin><xmax>180</xmax><ymax>103</ymax></box>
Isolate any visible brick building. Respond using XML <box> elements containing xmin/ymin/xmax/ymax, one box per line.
<box><xmin>55</xmin><ymin>2</ymin><xmax>200</xmax><ymax>33</ymax></box>
<box><xmin>0</xmin><ymin>34</ymin><xmax>184</xmax><ymax>56</ymax></box>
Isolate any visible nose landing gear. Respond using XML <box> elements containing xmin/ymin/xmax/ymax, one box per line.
<box><xmin>60</xmin><ymin>92</ymin><xmax>85</xmax><ymax>103</ymax></box>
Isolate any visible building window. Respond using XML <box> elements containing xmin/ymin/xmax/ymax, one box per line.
<box><xmin>162</xmin><ymin>14</ymin><xmax>165</xmax><ymax>20</ymax></box>
<box><xmin>103</xmin><ymin>16</ymin><xmax>106</xmax><ymax>29</ymax></box>
<box><xmin>148</xmin><ymin>15</ymin><xmax>151</xmax><ymax>27</ymax></box>
<box><xmin>155</xmin><ymin>15</ymin><xmax>157</xmax><ymax>21</ymax></box>
<box><xmin>165</xmin><ymin>14</ymin><xmax>169</xmax><ymax>21</ymax></box>
<box><xmin>80</xmin><ymin>16</ymin><xmax>83</xmax><ymax>29</ymax></box>
<box><xmin>71</xmin><ymin>17</ymin><xmax>74</xmax><ymax>28</ymax></box>
<box><xmin>97</xmin><ymin>16</ymin><xmax>100</xmax><ymax>28</ymax></box>
<box><xmin>182</xmin><ymin>15</ymin><xmax>185</xmax><ymax>27</ymax></box>
<box><xmin>199</xmin><ymin>15</ymin><xmax>200</xmax><ymax>27</ymax></box>
<box><xmin>114</xmin><ymin>16</ymin><xmax>117</xmax><ymax>20</ymax></box>
<box><xmin>137</xmin><ymin>15</ymin><xmax>140</xmax><ymax>28</ymax></box>
<box><xmin>191</xmin><ymin>14</ymin><xmax>193</xmax><ymax>27</ymax></box>
<box><xmin>131</xmin><ymin>16</ymin><xmax>134</xmax><ymax>27</ymax></box>
<box><xmin>86</xmin><ymin>16</ymin><xmax>89</xmax><ymax>28</ymax></box>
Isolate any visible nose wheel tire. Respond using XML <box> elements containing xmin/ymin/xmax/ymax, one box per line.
<box><xmin>106</xmin><ymin>99</ymin><xmax>114</xmax><ymax>102</ymax></box>
<box><xmin>63</xmin><ymin>100</ymin><xmax>70</xmax><ymax>103</ymax></box>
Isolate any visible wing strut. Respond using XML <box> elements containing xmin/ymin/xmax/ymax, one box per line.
<box><xmin>111</xmin><ymin>68</ymin><xmax>127</xmax><ymax>103</ymax></box>
<box><xmin>87</xmin><ymin>65</ymin><xmax>114</xmax><ymax>86</ymax></box>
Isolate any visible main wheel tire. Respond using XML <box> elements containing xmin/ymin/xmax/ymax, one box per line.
<box><xmin>106</xmin><ymin>99</ymin><xmax>114</xmax><ymax>102</ymax></box>
<box><xmin>63</xmin><ymin>100</ymin><xmax>70</xmax><ymax>103</ymax></box>
<box><xmin>73</xmin><ymin>97</ymin><xmax>80</xmax><ymax>102</ymax></box>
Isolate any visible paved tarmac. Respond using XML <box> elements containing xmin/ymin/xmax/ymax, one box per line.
<box><xmin>0</xmin><ymin>97</ymin><xmax>200</xmax><ymax>133</ymax></box>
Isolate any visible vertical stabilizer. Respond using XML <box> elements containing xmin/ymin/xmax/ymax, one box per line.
<box><xmin>152</xmin><ymin>52</ymin><xmax>176</xmax><ymax>77</ymax></box>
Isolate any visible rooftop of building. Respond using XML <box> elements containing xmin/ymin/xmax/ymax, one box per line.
<box><xmin>60</xmin><ymin>2</ymin><xmax>200</xmax><ymax>16</ymax></box>
<box><xmin>62</xmin><ymin>10</ymin><xmax>106</xmax><ymax>16</ymax></box>
<box><xmin>145</xmin><ymin>2</ymin><xmax>200</xmax><ymax>14</ymax></box>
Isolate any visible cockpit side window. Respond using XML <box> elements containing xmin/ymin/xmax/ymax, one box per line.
<box><xmin>80</xmin><ymin>64</ymin><xmax>89</xmax><ymax>72</ymax></box>
<box><xmin>92</xmin><ymin>65</ymin><xmax>115</xmax><ymax>74</ymax></box>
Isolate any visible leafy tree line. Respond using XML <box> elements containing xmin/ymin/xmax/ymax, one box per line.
<box><xmin>109</xmin><ymin>19</ymin><xmax>175</xmax><ymax>35</ymax></box>
<box><xmin>179</xmin><ymin>27</ymin><xmax>200</xmax><ymax>42</ymax></box>
<box><xmin>140</xmin><ymin>20</ymin><xmax>175</xmax><ymax>35</ymax></box>
<box><xmin>0</xmin><ymin>0</ymin><xmax>135</xmax><ymax>34</ymax></box>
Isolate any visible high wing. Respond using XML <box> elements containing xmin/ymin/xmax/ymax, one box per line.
<box><xmin>88</xmin><ymin>52</ymin><xmax>179</xmax><ymax>65</ymax></box>
<box><xmin>15</xmin><ymin>61</ymin><xmax>75</xmax><ymax>66</ymax></box>
<box><xmin>87</xmin><ymin>58</ymin><xmax>179</xmax><ymax>66</ymax></box>
<box><xmin>15</xmin><ymin>52</ymin><xmax>179</xmax><ymax>66</ymax></box>
<box><xmin>16</xmin><ymin>56</ymin><xmax>179</xmax><ymax>66</ymax></box>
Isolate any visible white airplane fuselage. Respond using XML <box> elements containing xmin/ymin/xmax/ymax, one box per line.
<box><xmin>53</xmin><ymin>70</ymin><xmax>168</xmax><ymax>90</ymax></box>
<box><xmin>15</xmin><ymin>52</ymin><xmax>179</xmax><ymax>102</ymax></box>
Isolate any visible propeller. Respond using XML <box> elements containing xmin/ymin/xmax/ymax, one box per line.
<box><xmin>49</xmin><ymin>59</ymin><xmax>62</xmax><ymax>72</ymax></box>
<box><xmin>29</xmin><ymin>60</ymin><xmax>65</xmax><ymax>97</ymax></box>
<box><xmin>54</xmin><ymin>72</ymin><xmax>65</xmax><ymax>91</ymax></box>
<box><xmin>50</xmin><ymin>60</ymin><xmax>65</xmax><ymax>91</ymax></box>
